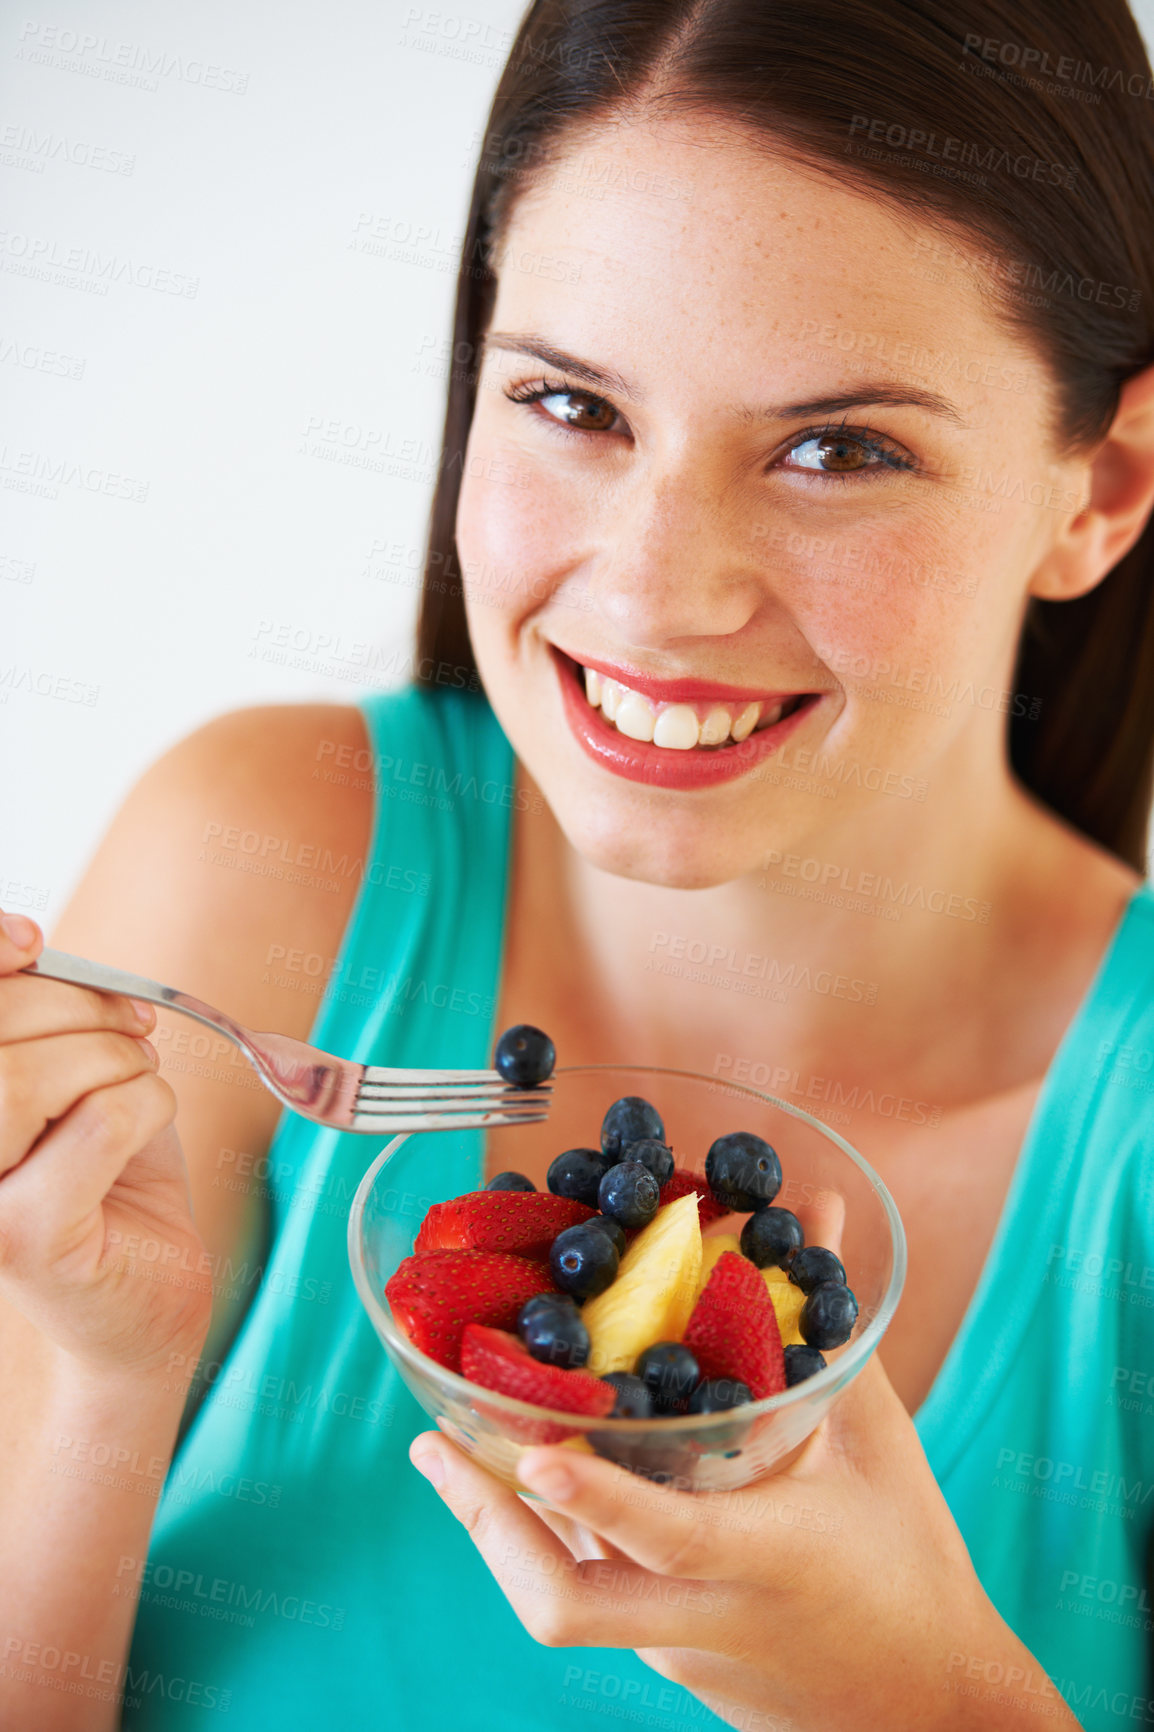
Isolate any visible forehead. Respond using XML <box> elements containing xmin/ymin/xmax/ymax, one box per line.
<box><xmin>490</xmin><ymin>115</ymin><xmax>1032</xmax><ymax>393</ymax></box>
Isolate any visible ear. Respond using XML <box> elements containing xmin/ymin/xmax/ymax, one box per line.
<box><xmin>1030</xmin><ymin>363</ymin><xmax>1154</xmax><ymax>601</ymax></box>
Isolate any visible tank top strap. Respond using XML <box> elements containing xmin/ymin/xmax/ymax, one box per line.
<box><xmin>265</xmin><ymin>684</ymin><xmax>515</xmax><ymax>1203</ymax></box>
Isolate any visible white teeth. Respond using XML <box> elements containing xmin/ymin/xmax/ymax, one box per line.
<box><xmin>698</xmin><ymin>705</ymin><xmax>732</xmax><ymax>746</ymax></box>
<box><xmin>652</xmin><ymin>704</ymin><xmax>700</xmax><ymax>750</ymax></box>
<box><xmin>578</xmin><ymin>663</ymin><xmax>799</xmax><ymax>750</ymax></box>
<box><xmin>731</xmin><ymin>702</ymin><xmax>760</xmax><ymax>742</ymax></box>
<box><xmin>614</xmin><ymin>690</ymin><xmax>657</xmax><ymax>743</ymax></box>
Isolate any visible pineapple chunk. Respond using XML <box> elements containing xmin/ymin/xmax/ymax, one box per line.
<box><xmin>583</xmin><ymin>1192</ymin><xmax>703</xmax><ymax>1375</ymax></box>
<box><xmin>764</xmin><ymin>1269</ymin><xmax>806</xmax><ymax>1346</ymax></box>
<box><xmin>696</xmin><ymin>1233</ymin><xmax>742</xmax><ymax>1296</ymax></box>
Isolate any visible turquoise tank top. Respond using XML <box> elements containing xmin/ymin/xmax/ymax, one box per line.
<box><xmin>125</xmin><ymin>686</ymin><xmax>1154</xmax><ymax>1731</ymax></box>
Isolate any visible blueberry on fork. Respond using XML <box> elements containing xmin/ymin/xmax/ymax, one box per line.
<box><xmin>493</xmin><ymin>1025</ymin><xmax>556</xmax><ymax>1087</ymax></box>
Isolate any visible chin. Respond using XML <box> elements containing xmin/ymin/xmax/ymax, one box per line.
<box><xmin>555</xmin><ymin>795</ymin><xmax>761</xmax><ymax>891</ymax></box>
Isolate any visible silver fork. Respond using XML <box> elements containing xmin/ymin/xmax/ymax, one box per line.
<box><xmin>21</xmin><ymin>947</ymin><xmax>552</xmax><ymax>1134</ymax></box>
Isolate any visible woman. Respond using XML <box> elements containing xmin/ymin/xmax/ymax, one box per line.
<box><xmin>4</xmin><ymin>0</ymin><xmax>1154</xmax><ymax>1726</ymax></box>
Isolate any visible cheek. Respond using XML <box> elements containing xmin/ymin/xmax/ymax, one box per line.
<box><xmin>779</xmin><ymin>503</ymin><xmax>1026</xmax><ymax>688</ymax></box>
<box><xmin>456</xmin><ymin>429</ymin><xmax>584</xmax><ymax>640</ymax></box>
<box><xmin>771</xmin><ymin>508</ymin><xmax>1036</xmax><ymax>775</ymax></box>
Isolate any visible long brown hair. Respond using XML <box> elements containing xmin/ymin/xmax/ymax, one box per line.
<box><xmin>416</xmin><ymin>0</ymin><xmax>1154</xmax><ymax>869</ymax></box>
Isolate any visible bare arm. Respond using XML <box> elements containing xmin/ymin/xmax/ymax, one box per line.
<box><xmin>49</xmin><ymin>702</ymin><xmax>373</xmax><ymax>1375</ymax></box>
<box><xmin>1</xmin><ymin>702</ymin><xmax>371</xmax><ymax>1729</ymax></box>
<box><xmin>3</xmin><ymin>1291</ymin><xmax>207</xmax><ymax>1730</ymax></box>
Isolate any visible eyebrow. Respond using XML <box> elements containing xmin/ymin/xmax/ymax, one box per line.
<box><xmin>482</xmin><ymin>333</ymin><xmax>640</xmax><ymax>401</ymax></box>
<box><xmin>482</xmin><ymin>332</ymin><xmax>968</xmax><ymax>427</ymax></box>
<box><xmin>741</xmin><ymin>387</ymin><xmax>968</xmax><ymax>428</ymax></box>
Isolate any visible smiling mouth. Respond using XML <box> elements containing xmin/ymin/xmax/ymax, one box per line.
<box><xmin>566</xmin><ymin>655</ymin><xmax>811</xmax><ymax>751</ymax></box>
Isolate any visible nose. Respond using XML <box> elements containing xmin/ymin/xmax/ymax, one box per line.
<box><xmin>583</xmin><ymin>461</ymin><xmax>765</xmax><ymax>649</ymax></box>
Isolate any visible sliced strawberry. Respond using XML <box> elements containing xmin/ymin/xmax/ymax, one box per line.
<box><xmin>415</xmin><ymin>1190</ymin><xmax>594</xmax><ymax>1261</ymax></box>
<box><xmin>683</xmin><ymin>1250</ymin><xmax>786</xmax><ymax>1399</ymax></box>
<box><xmin>461</xmin><ymin>1324</ymin><xmax>616</xmax><ymax>1445</ymax></box>
<box><xmin>384</xmin><ymin>1250</ymin><xmax>556</xmax><ymax>1373</ymax></box>
<box><xmin>659</xmin><ymin>1167</ymin><xmax>731</xmax><ymax>1227</ymax></box>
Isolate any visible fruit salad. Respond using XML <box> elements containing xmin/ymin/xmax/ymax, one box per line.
<box><xmin>382</xmin><ymin>1028</ymin><xmax>859</xmax><ymax>1464</ymax></box>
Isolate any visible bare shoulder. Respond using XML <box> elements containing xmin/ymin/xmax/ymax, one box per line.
<box><xmin>1033</xmin><ymin>800</ymin><xmax>1144</xmax><ymax>932</ymax></box>
<box><xmin>52</xmin><ymin>701</ymin><xmax>374</xmax><ymax>1037</ymax></box>
<box><xmin>1005</xmin><ymin>790</ymin><xmax>1145</xmax><ymax>1065</ymax></box>
<box><xmin>49</xmin><ymin>703</ymin><xmax>376</xmax><ymax>1354</ymax></box>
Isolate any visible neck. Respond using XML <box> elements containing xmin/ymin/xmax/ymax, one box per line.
<box><xmin>509</xmin><ymin>738</ymin><xmax>1134</xmax><ymax>1106</ymax></box>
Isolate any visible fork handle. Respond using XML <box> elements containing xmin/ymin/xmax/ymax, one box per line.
<box><xmin>21</xmin><ymin>947</ymin><xmax>250</xmax><ymax>1052</ymax></box>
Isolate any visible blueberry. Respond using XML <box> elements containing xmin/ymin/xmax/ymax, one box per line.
<box><xmin>705</xmin><ymin>1132</ymin><xmax>782</xmax><ymax>1212</ymax></box>
<box><xmin>789</xmin><ymin>1245</ymin><xmax>846</xmax><ymax>1294</ymax></box>
<box><xmin>547</xmin><ymin>1147</ymin><xmax>611</xmax><ymax>1207</ymax></box>
<box><xmin>493</xmin><ymin>1024</ymin><xmax>556</xmax><ymax>1086</ymax></box>
<box><xmin>636</xmin><ymin>1342</ymin><xmax>700</xmax><ymax>1415</ymax></box>
<box><xmin>549</xmin><ymin>1222</ymin><xmax>619</xmax><ymax>1300</ymax></box>
<box><xmin>518</xmin><ymin>1296</ymin><xmax>590</xmax><ymax>1368</ymax></box>
<box><xmin>740</xmin><ymin>1206</ymin><xmax>804</xmax><ymax>1270</ymax></box>
<box><xmin>518</xmin><ymin>1292</ymin><xmax>579</xmax><ymax>1330</ymax></box>
<box><xmin>583</xmin><ymin>1213</ymin><xmax>627</xmax><ymax>1257</ymax></box>
<box><xmin>784</xmin><ymin>1343</ymin><xmax>828</xmax><ymax>1386</ymax></box>
<box><xmin>600</xmin><ymin>1096</ymin><xmax>664</xmax><ymax>1162</ymax></box>
<box><xmin>800</xmin><ymin>1282</ymin><xmax>859</xmax><ymax>1349</ymax></box>
<box><xmin>589</xmin><ymin>1429</ymin><xmax>692</xmax><ymax>1482</ymax></box>
<box><xmin>622</xmin><ymin>1137</ymin><xmax>674</xmax><ymax>1187</ymax></box>
<box><xmin>485</xmin><ymin>1171</ymin><xmax>536</xmax><ymax>1192</ymax></box>
<box><xmin>598</xmin><ymin>1159</ymin><xmax>660</xmax><ymax>1229</ymax></box>
<box><xmin>687</xmin><ymin>1378</ymin><xmax>752</xmax><ymax>1414</ymax></box>
<box><xmin>618</xmin><ymin>1446</ymin><xmax>695</xmax><ymax>1485</ymax></box>
<box><xmin>599</xmin><ymin>1372</ymin><xmax>653</xmax><ymax>1418</ymax></box>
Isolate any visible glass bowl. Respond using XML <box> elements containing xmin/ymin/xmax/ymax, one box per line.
<box><xmin>348</xmin><ymin>1064</ymin><xmax>906</xmax><ymax>1494</ymax></box>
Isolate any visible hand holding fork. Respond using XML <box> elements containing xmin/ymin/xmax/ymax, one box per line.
<box><xmin>0</xmin><ymin>911</ymin><xmax>549</xmax><ymax>1383</ymax></box>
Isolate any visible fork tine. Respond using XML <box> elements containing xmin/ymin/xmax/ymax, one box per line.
<box><xmin>354</xmin><ymin>1082</ymin><xmax>553</xmax><ymax>1105</ymax></box>
<box><xmin>348</xmin><ymin>1106</ymin><xmax>551</xmax><ymax>1133</ymax></box>
<box><xmin>350</xmin><ymin>1096</ymin><xmax>550</xmax><ymax>1121</ymax></box>
<box><xmin>347</xmin><ymin>1063</ymin><xmax>553</xmax><ymax>1135</ymax></box>
<box><xmin>360</xmin><ymin>1064</ymin><xmax>540</xmax><ymax>1084</ymax></box>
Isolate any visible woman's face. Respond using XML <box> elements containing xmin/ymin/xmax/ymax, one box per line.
<box><xmin>457</xmin><ymin>116</ymin><xmax>1078</xmax><ymax>888</ymax></box>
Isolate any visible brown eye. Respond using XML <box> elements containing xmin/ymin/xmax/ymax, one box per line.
<box><xmin>785</xmin><ymin>428</ymin><xmax>910</xmax><ymax>476</ymax></box>
<box><xmin>541</xmin><ymin>390</ymin><xmax>618</xmax><ymax>432</ymax></box>
<box><xmin>813</xmin><ymin>434</ymin><xmax>869</xmax><ymax>471</ymax></box>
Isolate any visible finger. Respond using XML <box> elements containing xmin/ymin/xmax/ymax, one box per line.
<box><xmin>529</xmin><ymin>1500</ymin><xmax>635</xmax><ymax>1567</ymax></box>
<box><xmin>794</xmin><ymin>1186</ymin><xmax>846</xmax><ymax>1260</ymax></box>
<box><xmin>410</xmin><ymin>1433</ymin><xmax>717</xmax><ymax>1648</ymax></box>
<box><xmin>0</xmin><ymin>971</ymin><xmax>155</xmax><ymax>1043</ymax></box>
<box><xmin>513</xmin><ymin>1446</ymin><xmax>761</xmax><ymax>1582</ymax></box>
<box><xmin>111</xmin><ymin>1117</ymin><xmax>199</xmax><ymax>1212</ymax></box>
<box><xmin>802</xmin><ymin>1345</ymin><xmax>921</xmax><ymax>1473</ymax></box>
<box><xmin>772</xmin><ymin>1346</ymin><xmax>929</xmax><ymax>1531</ymax></box>
<box><xmin>410</xmin><ymin>1429</ymin><xmax>569</xmax><ymax>1567</ymax></box>
<box><xmin>0</xmin><ymin>1029</ymin><xmax>161</xmax><ymax>1177</ymax></box>
<box><xmin>0</xmin><ymin>909</ymin><xmax>43</xmax><ymax>969</ymax></box>
<box><xmin>0</xmin><ymin>1069</ymin><xmax>178</xmax><ymax>1267</ymax></box>
<box><xmin>527</xmin><ymin>1442</ymin><xmax>629</xmax><ymax>1560</ymax></box>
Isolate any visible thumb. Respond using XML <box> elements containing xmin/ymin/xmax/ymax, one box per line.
<box><xmin>825</xmin><ymin>1343</ymin><xmax>909</xmax><ymax>1441</ymax></box>
<box><xmin>0</xmin><ymin>909</ymin><xmax>43</xmax><ymax>971</ymax></box>
<box><xmin>792</xmin><ymin>1186</ymin><xmax>847</xmax><ymax>1261</ymax></box>
<box><xmin>792</xmin><ymin>1345</ymin><xmax>930</xmax><ymax>1499</ymax></box>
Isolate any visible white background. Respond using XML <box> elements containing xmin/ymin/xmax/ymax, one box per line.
<box><xmin>3</xmin><ymin>0</ymin><xmax>1153</xmax><ymax>926</ymax></box>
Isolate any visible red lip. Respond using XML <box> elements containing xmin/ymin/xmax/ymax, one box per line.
<box><xmin>563</xmin><ymin>649</ymin><xmax>798</xmax><ymax>707</ymax></box>
<box><xmin>553</xmin><ymin>650</ymin><xmax>820</xmax><ymax>791</ymax></box>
